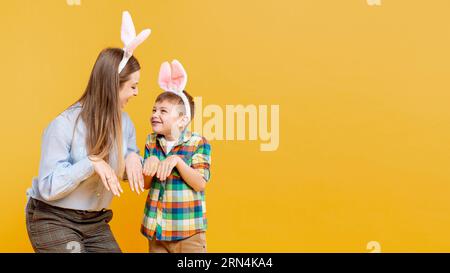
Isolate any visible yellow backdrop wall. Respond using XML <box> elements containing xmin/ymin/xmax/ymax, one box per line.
<box><xmin>1</xmin><ymin>0</ymin><xmax>450</xmax><ymax>252</ymax></box>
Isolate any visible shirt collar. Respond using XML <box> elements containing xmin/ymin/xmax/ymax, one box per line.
<box><xmin>156</xmin><ymin>129</ymin><xmax>192</xmax><ymax>149</ymax></box>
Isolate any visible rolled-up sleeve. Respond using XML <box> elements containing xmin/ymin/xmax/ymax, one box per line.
<box><xmin>191</xmin><ymin>137</ymin><xmax>211</xmax><ymax>182</ymax></box>
<box><xmin>38</xmin><ymin>117</ymin><xmax>94</xmax><ymax>201</ymax></box>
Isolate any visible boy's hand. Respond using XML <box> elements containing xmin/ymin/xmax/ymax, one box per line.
<box><xmin>157</xmin><ymin>155</ymin><xmax>181</xmax><ymax>181</ymax></box>
<box><xmin>143</xmin><ymin>156</ymin><xmax>160</xmax><ymax>177</ymax></box>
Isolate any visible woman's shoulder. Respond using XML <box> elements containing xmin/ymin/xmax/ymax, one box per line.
<box><xmin>121</xmin><ymin>111</ymin><xmax>136</xmax><ymax>135</ymax></box>
<box><xmin>62</xmin><ymin>102</ymin><xmax>82</xmax><ymax>120</ymax></box>
<box><xmin>121</xmin><ymin>111</ymin><xmax>132</xmax><ymax>123</ymax></box>
<box><xmin>45</xmin><ymin>103</ymin><xmax>81</xmax><ymax>134</ymax></box>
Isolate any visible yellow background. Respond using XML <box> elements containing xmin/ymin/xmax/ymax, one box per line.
<box><xmin>1</xmin><ymin>0</ymin><xmax>450</xmax><ymax>252</ymax></box>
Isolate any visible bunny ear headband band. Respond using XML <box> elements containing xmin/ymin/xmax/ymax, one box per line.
<box><xmin>118</xmin><ymin>11</ymin><xmax>151</xmax><ymax>74</ymax></box>
<box><xmin>158</xmin><ymin>60</ymin><xmax>191</xmax><ymax>121</ymax></box>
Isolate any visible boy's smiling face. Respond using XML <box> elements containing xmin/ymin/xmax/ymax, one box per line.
<box><xmin>151</xmin><ymin>99</ymin><xmax>187</xmax><ymax>139</ymax></box>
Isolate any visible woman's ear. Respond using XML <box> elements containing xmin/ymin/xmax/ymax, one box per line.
<box><xmin>118</xmin><ymin>82</ymin><xmax>125</xmax><ymax>93</ymax></box>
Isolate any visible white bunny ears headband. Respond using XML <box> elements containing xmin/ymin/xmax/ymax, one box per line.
<box><xmin>117</xmin><ymin>12</ymin><xmax>190</xmax><ymax>121</ymax></box>
<box><xmin>158</xmin><ymin>60</ymin><xmax>191</xmax><ymax>121</ymax></box>
<box><xmin>118</xmin><ymin>11</ymin><xmax>151</xmax><ymax>74</ymax></box>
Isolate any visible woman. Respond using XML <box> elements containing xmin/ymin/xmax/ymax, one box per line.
<box><xmin>25</xmin><ymin>11</ymin><xmax>150</xmax><ymax>253</ymax></box>
<box><xmin>26</xmin><ymin>45</ymin><xmax>143</xmax><ymax>252</ymax></box>
<box><xmin>25</xmin><ymin>46</ymin><xmax>148</xmax><ymax>252</ymax></box>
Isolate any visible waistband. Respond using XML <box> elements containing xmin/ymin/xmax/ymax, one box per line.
<box><xmin>28</xmin><ymin>197</ymin><xmax>112</xmax><ymax>223</ymax></box>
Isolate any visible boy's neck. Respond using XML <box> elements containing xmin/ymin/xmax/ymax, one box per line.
<box><xmin>162</xmin><ymin>128</ymin><xmax>187</xmax><ymax>141</ymax></box>
<box><xmin>164</xmin><ymin>134</ymin><xmax>178</xmax><ymax>141</ymax></box>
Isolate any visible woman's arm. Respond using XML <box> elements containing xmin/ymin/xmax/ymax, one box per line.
<box><xmin>123</xmin><ymin>112</ymin><xmax>142</xmax><ymax>160</ymax></box>
<box><xmin>123</xmin><ymin>114</ymin><xmax>144</xmax><ymax>194</ymax></box>
<box><xmin>38</xmin><ymin>117</ymin><xmax>95</xmax><ymax>201</ymax></box>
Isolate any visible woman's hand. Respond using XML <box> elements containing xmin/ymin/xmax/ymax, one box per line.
<box><xmin>125</xmin><ymin>152</ymin><xmax>144</xmax><ymax>194</ymax></box>
<box><xmin>89</xmin><ymin>156</ymin><xmax>123</xmax><ymax>197</ymax></box>
<box><xmin>143</xmin><ymin>156</ymin><xmax>160</xmax><ymax>178</ymax></box>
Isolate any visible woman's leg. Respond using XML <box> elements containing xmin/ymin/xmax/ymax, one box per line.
<box><xmin>26</xmin><ymin>198</ymin><xmax>121</xmax><ymax>253</ymax></box>
<box><xmin>82</xmin><ymin>210</ymin><xmax>121</xmax><ymax>253</ymax></box>
<box><xmin>25</xmin><ymin>198</ymin><xmax>86</xmax><ymax>253</ymax></box>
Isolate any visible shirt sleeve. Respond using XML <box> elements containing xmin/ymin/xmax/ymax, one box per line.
<box><xmin>37</xmin><ymin>116</ymin><xmax>95</xmax><ymax>201</ymax></box>
<box><xmin>124</xmin><ymin>113</ymin><xmax>142</xmax><ymax>161</ymax></box>
<box><xmin>144</xmin><ymin>134</ymin><xmax>155</xmax><ymax>160</ymax></box>
<box><xmin>191</xmin><ymin>137</ymin><xmax>211</xmax><ymax>182</ymax></box>
<box><xmin>122</xmin><ymin>113</ymin><xmax>143</xmax><ymax>182</ymax></box>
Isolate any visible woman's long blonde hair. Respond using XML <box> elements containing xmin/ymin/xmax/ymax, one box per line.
<box><xmin>77</xmin><ymin>48</ymin><xmax>140</xmax><ymax>178</ymax></box>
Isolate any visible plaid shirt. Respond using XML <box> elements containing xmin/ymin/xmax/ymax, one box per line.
<box><xmin>141</xmin><ymin>130</ymin><xmax>211</xmax><ymax>241</ymax></box>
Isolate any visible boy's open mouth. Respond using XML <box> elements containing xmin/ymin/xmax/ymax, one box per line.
<box><xmin>151</xmin><ymin>119</ymin><xmax>162</xmax><ymax>126</ymax></box>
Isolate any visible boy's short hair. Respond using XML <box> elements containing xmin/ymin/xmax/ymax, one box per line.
<box><xmin>155</xmin><ymin>90</ymin><xmax>195</xmax><ymax>119</ymax></box>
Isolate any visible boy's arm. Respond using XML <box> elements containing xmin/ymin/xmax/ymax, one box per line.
<box><xmin>142</xmin><ymin>134</ymin><xmax>158</xmax><ymax>190</ymax></box>
<box><xmin>156</xmin><ymin>137</ymin><xmax>211</xmax><ymax>192</ymax></box>
<box><xmin>143</xmin><ymin>175</ymin><xmax>152</xmax><ymax>190</ymax></box>
<box><xmin>175</xmin><ymin>158</ymin><xmax>206</xmax><ymax>192</ymax></box>
<box><xmin>143</xmin><ymin>156</ymin><xmax>160</xmax><ymax>190</ymax></box>
<box><xmin>174</xmin><ymin>137</ymin><xmax>211</xmax><ymax>192</ymax></box>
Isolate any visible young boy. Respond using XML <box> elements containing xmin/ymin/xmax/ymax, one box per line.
<box><xmin>141</xmin><ymin>89</ymin><xmax>211</xmax><ymax>253</ymax></box>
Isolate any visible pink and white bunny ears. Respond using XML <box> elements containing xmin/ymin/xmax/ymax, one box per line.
<box><xmin>158</xmin><ymin>60</ymin><xmax>191</xmax><ymax>121</ymax></box>
<box><xmin>118</xmin><ymin>11</ymin><xmax>151</xmax><ymax>74</ymax></box>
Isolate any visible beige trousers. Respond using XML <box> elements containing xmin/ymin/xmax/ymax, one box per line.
<box><xmin>148</xmin><ymin>232</ymin><xmax>207</xmax><ymax>253</ymax></box>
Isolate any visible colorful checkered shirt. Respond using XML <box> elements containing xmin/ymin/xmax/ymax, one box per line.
<box><xmin>141</xmin><ymin>130</ymin><xmax>211</xmax><ymax>241</ymax></box>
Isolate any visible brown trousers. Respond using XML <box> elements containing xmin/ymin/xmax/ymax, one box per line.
<box><xmin>148</xmin><ymin>232</ymin><xmax>207</xmax><ymax>253</ymax></box>
<box><xmin>25</xmin><ymin>198</ymin><xmax>121</xmax><ymax>253</ymax></box>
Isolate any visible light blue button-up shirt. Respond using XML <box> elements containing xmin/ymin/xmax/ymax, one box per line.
<box><xmin>26</xmin><ymin>102</ymin><xmax>140</xmax><ymax>211</ymax></box>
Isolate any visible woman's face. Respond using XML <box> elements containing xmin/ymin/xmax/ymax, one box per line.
<box><xmin>119</xmin><ymin>70</ymin><xmax>140</xmax><ymax>110</ymax></box>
